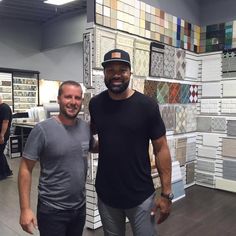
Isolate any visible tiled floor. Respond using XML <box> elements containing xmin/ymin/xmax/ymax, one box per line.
<box><xmin>1</xmin><ymin>157</ymin><xmax>236</xmax><ymax>236</ymax></box>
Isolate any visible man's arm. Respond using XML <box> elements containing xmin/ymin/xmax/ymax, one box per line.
<box><xmin>0</xmin><ymin>120</ymin><xmax>9</xmax><ymax>144</ymax></box>
<box><xmin>151</xmin><ymin>135</ymin><xmax>172</xmax><ymax>224</ymax></box>
<box><xmin>18</xmin><ymin>157</ymin><xmax>37</xmax><ymax>234</ymax></box>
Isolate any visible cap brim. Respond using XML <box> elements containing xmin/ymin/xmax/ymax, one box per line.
<box><xmin>102</xmin><ymin>59</ymin><xmax>131</xmax><ymax>68</ymax></box>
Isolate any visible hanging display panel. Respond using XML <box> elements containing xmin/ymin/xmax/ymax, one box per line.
<box><xmin>13</xmin><ymin>72</ymin><xmax>39</xmax><ymax>112</ymax></box>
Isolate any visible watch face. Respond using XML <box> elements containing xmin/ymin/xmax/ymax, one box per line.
<box><xmin>161</xmin><ymin>192</ymin><xmax>174</xmax><ymax>200</ymax></box>
<box><xmin>169</xmin><ymin>193</ymin><xmax>174</xmax><ymax>200</ymax></box>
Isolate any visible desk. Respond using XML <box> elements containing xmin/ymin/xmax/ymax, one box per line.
<box><xmin>13</xmin><ymin>122</ymin><xmax>37</xmax><ymax>154</ymax></box>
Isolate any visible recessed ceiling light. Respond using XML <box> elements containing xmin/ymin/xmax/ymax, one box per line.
<box><xmin>44</xmin><ymin>0</ymin><xmax>76</xmax><ymax>6</ymax></box>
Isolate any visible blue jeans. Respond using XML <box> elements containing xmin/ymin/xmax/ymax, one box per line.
<box><xmin>98</xmin><ymin>193</ymin><xmax>157</xmax><ymax>236</ymax></box>
<box><xmin>37</xmin><ymin>200</ymin><xmax>86</xmax><ymax>236</ymax></box>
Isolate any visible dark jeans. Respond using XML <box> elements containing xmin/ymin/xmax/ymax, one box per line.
<box><xmin>0</xmin><ymin>142</ymin><xmax>12</xmax><ymax>180</ymax></box>
<box><xmin>37</xmin><ymin>200</ymin><xmax>86</xmax><ymax>236</ymax></box>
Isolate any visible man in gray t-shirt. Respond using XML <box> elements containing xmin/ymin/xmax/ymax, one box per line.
<box><xmin>18</xmin><ymin>81</ymin><xmax>94</xmax><ymax>236</ymax></box>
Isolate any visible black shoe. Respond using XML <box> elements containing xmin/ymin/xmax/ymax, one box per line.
<box><xmin>0</xmin><ymin>175</ymin><xmax>7</xmax><ymax>181</ymax></box>
<box><xmin>7</xmin><ymin>171</ymin><xmax>13</xmax><ymax>177</ymax></box>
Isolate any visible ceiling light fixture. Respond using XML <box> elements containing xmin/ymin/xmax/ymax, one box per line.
<box><xmin>44</xmin><ymin>0</ymin><xmax>77</xmax><ymax>6</ymax></box>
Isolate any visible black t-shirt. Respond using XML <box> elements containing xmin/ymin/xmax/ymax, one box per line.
<box><xmin>0</xmin><ymin>103</ymin><xmax>12</xmax><ymax>141</ymax></box>
<box><xmin>89</xmin><ymin>90</ymin><xmax>166</xmax><ymax>209</ymax></box>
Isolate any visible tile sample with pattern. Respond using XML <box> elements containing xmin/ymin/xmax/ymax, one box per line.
<box><xmin>83</xmin><ymin>32</ymin><xmax>93</xmax><ymax>88</ymax></box>
<box><xmin>197</xmin><ymin>159</ymin><xmax>215</xmax><ymax>172</ymax></box>
<box><xmin>186</xmin><ymin>136</ymin><xmax>196</xmax><ymax>162</ymax></box>
<box><xmin>175</xmin><ymin>48</ymin><xmax>186</xmax><ymax>80</ymax></box>
<box><xmin>160</xmin><ymin>105</ymin><xmax>175</xmax><ymax>130</ymax></box>
<box><xmin>93</xmin><ymin>74</ymin><xmax>107</xmax><ymax>95</ymax></box>
<box><xmin>175</xmin><ymin>105</ymin><xmax>187</xmax><ymax>133</ymax></box>
<box><xmin>133</xmin><ymin>39</ymin><xmax>150</xmax><ymax>76</ymax></box>
<box><xmin>94</xmin><ymin>28</ymin><xmax>116</xmax><ymax>69</ymax></box>
<box><xmin>180</xmin><ymin>84</ymin><xmax>190</xmax><ymax>104</ymax></box>
<box><xmin>132</xmin><ymin>77</ymin><xmax>145</xmax><ymax>94</ymax></box>
<box><xmin>169</xmin><ymin>83</ymin><xmax>180</xmax><ymax>103</ymax></box>
<box><xmin>116</xmin><ymin>33</ymin><xmax>134</xmax><ymax>70</ymax></box>
<box><xmin>186</xmin><ymin>162</ymin><xmax>195</xmax><ymax>184</ymax></box>
<box><xmin>211</xmin><ymin>117</ymin><xmax>227</xmax><ymax>132</ymax></box>
<box><xmin>149</xmin><ymin>42</ymin><xmax>165</xmax><ymax>77</ymax></box>
<box><xmin>156</xmin><ymin>81</ymin><xmax>169</xmax><ymax>104</ymax></box>
<box><xmin>200</xmin><ymin>99</ymin><xmax>221</xmax><ymax>113</ymax></box>
<box><xmin>189</xmin><ymin>85</ymin><xmax>198</xmax><ymax>103</ymax></box>
<box><xmin>144</xmin><ymin>79</ymin><xmax>157</xmax><ymax>100</ymax></box>
<box><xmin>163</xmin><ymin>45</ymin><xmax>175</xmax><ymax>79</ymax></box>
<box><xmin>175</xmin><ymin>137</ymin><xmax>187</xmax><ymax>166</ymax></box>
<box><xmin>186</xmin><ymin>105</ymin><xmax>197</xmax><ymax>132</ymax></box>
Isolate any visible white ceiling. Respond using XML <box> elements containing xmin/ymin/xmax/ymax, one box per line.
<box><xmin>0</xmin><ymin>0</ymin><xmax>87</xmax><ymax>24</ymax></box>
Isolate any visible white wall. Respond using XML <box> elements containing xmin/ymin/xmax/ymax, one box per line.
<box><xmin>0</xmin><ymin>17</ymin><xmax>84</xmax><ymax>83</ymax></box>
<box><xmin>42</xmin><ymin>11</ymin><xmax>87</xmax><ymax>50</ymax></box>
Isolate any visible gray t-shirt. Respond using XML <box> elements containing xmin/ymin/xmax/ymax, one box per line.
<box><xmin>23</xmin><ymin>117</ymin><xmax>91</xmax><ymax>210</ymax></box>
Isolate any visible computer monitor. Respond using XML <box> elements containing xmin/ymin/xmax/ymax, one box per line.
<box><xmin>43</xmin><ymin>103</ymin><xmax>60</xmax><ymax>119</ymax></box>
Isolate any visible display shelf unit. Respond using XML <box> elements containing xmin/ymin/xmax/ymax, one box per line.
<box><xmin>0</xmin><ymin>72</ymin><xmax>13</xmax><ymax>108</ymax></box>
<box><xmin>0</xmin><ymin>68</ymin><xmax>40</xmax><ymax>113</ymax></box>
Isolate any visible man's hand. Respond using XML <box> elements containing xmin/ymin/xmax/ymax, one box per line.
<box><xmin>20</xmin><ymin>208</ymin><xmax>38</xmax><ymax>234</ymax></box>
<box><xmin>150</xmin><ymin>196</ymin><xmax>172</xmax><ymax>224</ymax></box>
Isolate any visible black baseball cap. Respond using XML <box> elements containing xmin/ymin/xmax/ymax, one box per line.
<box><xmin>102</xmin><ymin>49</ymin><xmax>131</xmax><ymax>68</ymax></box>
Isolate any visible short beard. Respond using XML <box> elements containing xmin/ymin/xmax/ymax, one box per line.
<box><xmin>104</xmin><ymin>79</ymin><xmax>130</xmax><ymax>94</ymax></box>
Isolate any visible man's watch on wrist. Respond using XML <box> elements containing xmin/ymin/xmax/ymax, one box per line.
<box><xmin>161</xmin><ymin>192</ymin><xmax>174</xmax><ymax>201</ymax></box>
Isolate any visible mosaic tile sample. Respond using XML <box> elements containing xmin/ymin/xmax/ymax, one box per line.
<box><xmin>185</xmin><ymin>53</ymin><xmax>199</xmax><ymax>80</ymax></box>
<box><xmin>189</xmin><ymin>85</ymin><xmax>198</xmax><ymax>103</ymax></box>
<box><xmin>83</xmin><ymin>32</ymin><xmax>93</xmax><ymax>88</ymax></box>
<box><xmin>197</xmin><ymin>116</ymin><xmax>211</xmax><ymax>132</ymax></box>
<box><xmin>144</xmin><ymin>79</ymin><xmax>157</xmax><ymax>100</ymax></box>
<box><xmin>222</xmin><ymin>80</ymin><xmax>236</xmax><ymax>97</ymax></box>
<box><xmin>222</xmin><ymin>138</ymin><xmax>236</xmax><ymax>158</ymax></box>
<box><xmin>149</xmin><ymin>42</ymin><xmax>164</xmax><ymax>77</ymax></box>
<box><xmin>133</xmin><ymin>39</ymin><xmax>150</xmax><ymax>76</ymax></box>
<box><xmin>175</xmin><ymin>48</ymin><xmax>186</xmax><ymax>80</ymax></box>
<box><xmin>164</xmin><ymin>45</ymin><xmax>175</xmax><ymax>79</ymax></box>
<box><xmin>94</xmin><ymin>28</ymin><xmax>116</xmax><ymax>68</ymax></box>
<box><xmin>156</xmin><ymin>81</ymin><xmax>169</xmax><ymax>104</ymax></box>
<box><xmin>132</xmin><ymin>77</ymin><xmax>145</xmax><ymax>94</ymax></box>
<box><xmin>197</xmin><ymin>159</ymin><xmax>215</xmax><ymax>172</ymax></box>
<box><xmin>116</xmin><ymin>33</ymin><xmax>134</xmax><ymax>69</ymax></box>
<box><xmin>175</xmin><ymin>137</ymin><xmax>187</xmax><ymax>166</ymax></box>
<box><xmin>221</xmin><ymin>99</ymin><xmax>236</xmax><ymax>113</ymax></box>
<box><xmin>200</xmin><ymin>99</ymin><xmax>221</xmax><ymax>113</ymax></box>
<box><xmin>196</xmin><ymin>172</ymin><xmax>214</xmax><ymax>186</ymax></box>
<box><xmin>201</xmin><ymin>83</ymin><xmax>222</xmax><ymax>98</ymax></box>
<box><xmin>186</xmin><ymin>105</ymin><xmax>197</xmax><ymax>132</ymax></box>
<box><xmin>175</xmin><ymin>105</ymin><xmax>187</xmax><ymax>133</ymax></box>
<box><xmin>169</xmin><ymin>83</ymin><xmax>180</xmax><ymax>103</ymax></box>
<box><xmin>227</xmin><ymin>120</ymin><xmax>236</xmax><ymax>136</ymax></box>
<box><xmin>186</xmin><ymin>137</ymin><xmax>196</xmax><ymax>162</ymax></box>
<box><xmin>160</xmin><ymin>105</ymin><xmax>175</xmax><ymax>130</ymax></box>
<box><xmin>201</xmin><ymin>54</ymin><xmax>222</xmax><ymax>81</ymax></box>
<box><xmin>95</xmin><ymin>0</ymin><xmax>200</xmax><ymax>53</ymax></box>
<box><xmin>186</xmin><ymin>162</ymin><xmax>195</xmax><ymax>184</ymax></box>
<box><xmin>93</xmin><ymin>74</ymin><xmax>107</xmax><ymax>95</ymax></box>
<box><xmin>223</xmin><ymin>160</ymin><xmax>236</xmax><ymax>181</ymax></box>
<box><xmin>180</xmin><ymin>84</ymin><xmax>190</xmax><ymax>104</ymax></box>
<box><xmin>198</xmin><ymin>146</ymin><xmax>217</xmax><ymax>159</ymax></box>
<box><xmin>222</xmin><ymin>49</ymin><xmax>236</xmax><ymax>74</ymax></box>
<box><xmin>211</xmin><ymin>117</ymin><xmax>227</xmax><ymax>132</ymax></box>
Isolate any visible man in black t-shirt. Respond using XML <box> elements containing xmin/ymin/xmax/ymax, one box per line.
<box><xmin>0</xmin><ymin>94</ymin><xmax>13</xmax><ymax>180</ymax></box>
<box><xmin>89</xmin><ymin>49</ymin><xmax>173</xmax><ymax>236</ymax></box>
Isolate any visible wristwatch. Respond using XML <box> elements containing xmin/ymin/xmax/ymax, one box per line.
<box><xmin>161</xmin><ymin>192</ymin><xmax>174</xmax><ymax>201</ymax></box>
